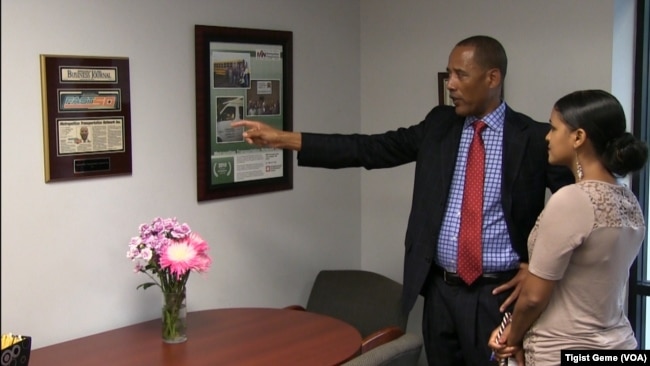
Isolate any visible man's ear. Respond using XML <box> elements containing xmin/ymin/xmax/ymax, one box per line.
<box><xmin>487</xmin><ymin>68</ymin><xmax>502</xmax><ymax>89</ymax></box>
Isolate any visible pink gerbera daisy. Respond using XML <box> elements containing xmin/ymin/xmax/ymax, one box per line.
<box><xmin>159</xmin><ymin>233</ymin><xmax>212</xmax><ymax>279</ymax></box>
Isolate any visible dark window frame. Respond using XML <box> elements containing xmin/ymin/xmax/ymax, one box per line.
<box><xmin>629</xmin><ymin>0</ymin><xmax>650</xmax><ymax>348</ymax></box>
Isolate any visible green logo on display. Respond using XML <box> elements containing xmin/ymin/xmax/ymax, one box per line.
<box><xmin>212</xmin><ymin>157</ymin><xmax>234</xmax><ymax>184</ymax></box>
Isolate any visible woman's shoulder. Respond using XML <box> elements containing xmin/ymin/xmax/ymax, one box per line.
<box><xmin>545</xmin><ymin>184</ymin><xmax>592</xmax><ymax>212</ymax></box>
<box><xmin>550</xmin><ymin>183</ymin><xmax>583</xmax><ymax>198</ymax></box>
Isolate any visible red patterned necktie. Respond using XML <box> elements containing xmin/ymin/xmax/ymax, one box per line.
<box><xmin>457</xmin><ymin>120</ymin><xmax>487</xmax><ymax>285</ymax></box>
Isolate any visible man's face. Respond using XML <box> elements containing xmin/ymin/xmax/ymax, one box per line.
<box><xmin>446</xmin><ymin>45</ymin><xmax>496</xmax><ymax>117</ymax></box>
<box><xmin>80</xmin><ymin>127</ymin><xmax>89</xmax><ymax>141</ymax></box>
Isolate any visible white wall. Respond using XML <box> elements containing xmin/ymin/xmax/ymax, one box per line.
<box><xmin>1</xmin><ymin>0</ymin><xmax>361</xmax><ymax>349</ymax></box>
<box><xmin>612</xmin><ymin>0</ymin><xmax>637</xmax><ymax>128</ymax></box>
<box><xmin>0</xmin><ymin>0</ymin><xmax>632</xmax><ymax>360</ymax></box>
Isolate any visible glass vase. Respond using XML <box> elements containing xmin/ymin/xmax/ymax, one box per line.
<box><xmin>161</xmin><ymin>289</ymin><xmax>187</xmax><ymax>343</ymax></box>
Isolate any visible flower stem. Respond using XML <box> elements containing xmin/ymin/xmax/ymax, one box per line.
<box><xmin>162</xmin><ymin>289</ymin><xmax>187</xmax><ymax>343</ymax></box>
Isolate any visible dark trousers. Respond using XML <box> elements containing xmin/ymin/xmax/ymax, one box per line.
<box><xmin>422</xmin><ymin>271</ymin><xmax>514</xmax><ymax>366</ymax></box>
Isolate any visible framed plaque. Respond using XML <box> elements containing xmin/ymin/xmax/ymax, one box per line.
<box><xmin>437</xmin><ymin>72</ymin><xmax>454</xmax><ymax>106</ymax></box>
<box><xmin>40</xmin><ymin>55</ymin><xmax>132</xmax><ymax>182</ymax></box>
<box><xmin>195</xmin><ymin>25</ymin><xmax>293</xmax><ymax>201</ymax></box>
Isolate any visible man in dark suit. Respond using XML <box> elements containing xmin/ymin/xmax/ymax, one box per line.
<box><xmin>232</xmin><ymin>35</ymin><xmax>573</xmax><ymax>365</ymax></box>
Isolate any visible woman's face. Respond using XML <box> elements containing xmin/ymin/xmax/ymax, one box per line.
<box><xmin>546</xmin><ymin>109</ymin><xmax>577</xmax><ymax>167</ymax></box>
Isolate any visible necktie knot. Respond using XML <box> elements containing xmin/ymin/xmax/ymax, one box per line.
<box><xmin>472</xmin><ymin>120</ymin><xmax>487</xmax><ymax>134</ymax></box>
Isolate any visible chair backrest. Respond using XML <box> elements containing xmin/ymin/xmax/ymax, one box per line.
<box><xmin>341</xmin><ymin>333</ymin><xmax>423</xmax><ymax>366</ymax></box>
<box><xmin>305</xmin><ymin>270</ymin><xmax>407</xmax><ymax>339</ymax></box>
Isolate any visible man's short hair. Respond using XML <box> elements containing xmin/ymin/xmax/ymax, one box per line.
<box><xmin>456</xmin><ymin>35</ymin><xmax>508</xmax><ymax>80</ymax></box>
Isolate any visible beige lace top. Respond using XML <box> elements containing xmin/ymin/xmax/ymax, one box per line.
<box><xmin>523</xmin><ymin>181</ymin><xmax>645</xmax><ymax>366</ymax></box>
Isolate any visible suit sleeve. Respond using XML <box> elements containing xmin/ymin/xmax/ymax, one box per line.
<box><xmin>297</xmin><ymin>122</ymin><xmax>436</xmax><ymax>170</ymax></box>
<box><xmin>297</xmin><ymin>105</ymin><xmax>458</xmax><ymax>169</ymax></box>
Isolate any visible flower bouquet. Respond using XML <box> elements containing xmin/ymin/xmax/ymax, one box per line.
<box><xmin>127</xmin><ymin>217</ymin><xmax>211</xmax><ymax>343</ymax></box>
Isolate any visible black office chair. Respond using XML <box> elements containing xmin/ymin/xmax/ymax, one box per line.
<box><xmin>286</xmin><ymin>269</ymin><xmax>422</xmax><ymax>366</ymax></box>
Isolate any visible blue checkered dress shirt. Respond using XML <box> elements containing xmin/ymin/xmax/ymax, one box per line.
<box><xmin>437</xmin><ymin>102</ymin><xmax>520</xmax><ymax>273</ymax></box>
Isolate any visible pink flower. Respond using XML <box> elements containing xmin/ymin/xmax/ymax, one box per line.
<box><xmin>159</xmin><ymin>233</ymin><xmax>212</xmax><ymax>280</ymax></box>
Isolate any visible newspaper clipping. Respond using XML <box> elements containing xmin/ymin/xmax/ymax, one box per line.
<box><xmin>57</xmin><ymin>118</ymin><xmax>124</xmax><ymax>156</ymax></box>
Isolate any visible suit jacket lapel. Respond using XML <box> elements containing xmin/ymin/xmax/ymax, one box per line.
<box><xmin>440</xmin><ymin>115</ymin><xmax>464</xmax><ymax>189</ymax></box>
<box><xmin>502</xmin><ymin>107</ymin><xmax>528</xmax><ymax>196</ymax></box>
<box><xmin>417</xmin><ymin>112</ymin><xmax>463</xmax><ymax>218</ymax></box>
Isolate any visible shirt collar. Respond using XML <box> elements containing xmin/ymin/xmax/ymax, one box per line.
<box><xmin>464</xmin><ymin>102</ymin><xmax>506</xmax><ymax>131</ymax></box>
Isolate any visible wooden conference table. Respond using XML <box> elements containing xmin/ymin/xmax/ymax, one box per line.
<box><xmin>30</xmin><ymin>308</ymin><xmax>362</xmax><ymax>366</ymax></box>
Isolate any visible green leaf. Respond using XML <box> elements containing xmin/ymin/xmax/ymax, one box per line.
<box><xmin>136</xmin><ymin>282</ymin><xmax>158</xmax><ymax>290</ymax></box>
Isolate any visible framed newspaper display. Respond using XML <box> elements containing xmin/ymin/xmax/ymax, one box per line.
<box><xmin>40</xmin><ymin>55</ymin><xmax>132</xmax><ymax>182</ymax></box>
<box><xmin>195</xmin><ymin>25</ymin><xmax>293</xmax><ymax>201</ymax></box>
